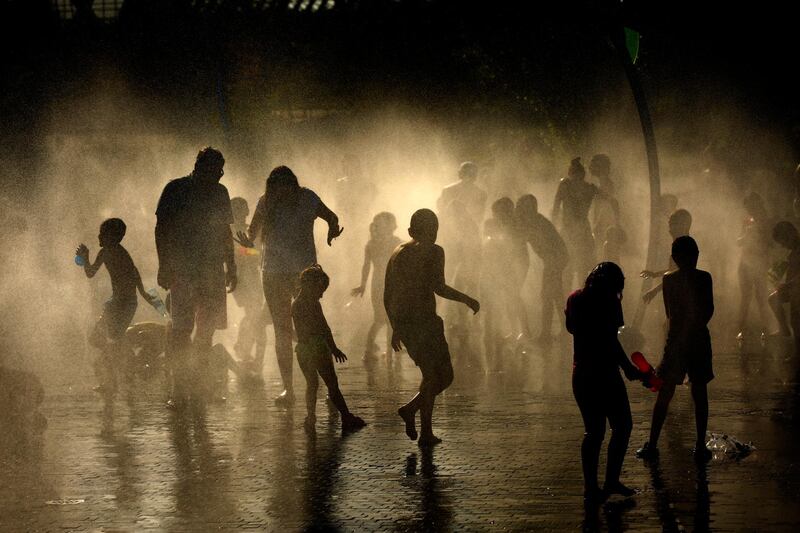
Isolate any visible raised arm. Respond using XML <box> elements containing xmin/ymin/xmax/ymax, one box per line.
<box><xmin>77</xmin><ymin>245</ymin><xmax>104</xmax><ymax>278</ymax></box>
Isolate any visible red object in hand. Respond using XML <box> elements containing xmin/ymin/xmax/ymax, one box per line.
<box><xmin>631</xmin><ymin>351</ymin><xmax>663</xmax><ymax>392</ymax></box>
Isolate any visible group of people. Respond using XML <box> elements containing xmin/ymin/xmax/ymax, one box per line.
<box><xmin>76</xmin><ymin>146</ymin><xmax>800</xmax><ymax>504</ymax></box>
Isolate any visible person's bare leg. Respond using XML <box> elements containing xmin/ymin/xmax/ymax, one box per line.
<box><xmin>737</xmin><ymin>265</ymin><xmax>753</xmax><ymax>334</ymax></box>
<box><xmin>648</xmin><ymin>383</ymin><xmax>676</xmax><ymax>446</ymax></box>
<box><xmin>271</xmin><ymin>305</ymin><xmax>294</xmax><ymax>401</ymax></box>
<box><xmin>253</xmin><ymin>308</ymin><xmax>268</xmax><ymax>372</ymax></box>
<box><xmin>754</xmin><ymin>275</ymin><xmax>770</xmax><ymax>333</ymax></box>
<box><xmin>298</xmin><ymin>358</ymin><xmax>318</xmax><ymax>432</ymax></box>
<box><xmin>417</xmin><ymin>379</ymin><xmax>439</xmax><ymax>445</ymax></box>
<box><xmin>691</xmin><ymin>382</ymin><xmax>709</xmax><ymax>458</ymax></box>
<box><xmin>399</xmin><ymin>392</ymin><xmax>421</xmax><ymax>440</ymax></box>
<box><xmin>768</xmin><ymin>291</ymin><xmax>790</xmax><ymax>336</ymax></box>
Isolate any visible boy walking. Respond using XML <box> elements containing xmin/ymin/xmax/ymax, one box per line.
<box><xmin>384</xmin><ymin>209</ymin><xmax>480</xmax><ymax>446</ymax></box>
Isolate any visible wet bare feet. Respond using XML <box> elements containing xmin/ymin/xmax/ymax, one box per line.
<box><xmin>398</xmin><ymin>406</ymin><xmax>418</xmax><ymax>440</ymax></box>
<box><xmin>418</xmin><ymin>434</ymin><xmax>442</xmax><ymax>447</ymax></box>
<box><xmin>603</xmin><ymin>481</ymin><xmax>636</xmax><ymax>498</ymax></box>
<box><xmin>341</xmin><ymin>413</ymin><xmax>367</xmax><ymax>433</ymax></box>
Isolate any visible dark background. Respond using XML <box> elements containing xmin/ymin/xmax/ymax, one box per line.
<box><xmin>2</xmin><ymin>0</ymin><xmax>798</xmax><ymax>195</ymax></box>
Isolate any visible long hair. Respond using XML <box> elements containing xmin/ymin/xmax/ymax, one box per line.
<box><xmin>263</xmin><ymin>165</ymin><xmax>300</xmax><ymax>232</ymax></box>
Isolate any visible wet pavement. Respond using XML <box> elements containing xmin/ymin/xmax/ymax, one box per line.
<box><xmin>2</xmin><ymin>334</ymin><xmax>800</xmax><ymax>532</ymax></box>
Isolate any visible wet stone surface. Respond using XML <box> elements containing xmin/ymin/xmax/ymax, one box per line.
<box><xmin>2</xmin><ymin>337</ymin><xmax>800</xmax><ymax>531</ymax></box>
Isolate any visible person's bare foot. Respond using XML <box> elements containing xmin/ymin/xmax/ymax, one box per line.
<box><xmin>418</xmin><ymin>434</ymin><xmax>442</xmax><ymax>447</ymax></box>
<box><xmin>341</xmin><ymin>413</ymin><xmax>367</xmax><ymax>433</ymax></box>
<box><xmin>274</xmin><ymin>390</ymin><xmax>295</xmax><ymax>407</ymax></box>
<box><xmin>603</xmin><ymin>481</ymin><xmax>636</xmax><ymax>498</ymax></box>
<box><xmin>398</xmin><ymin>406</ymin><xmax>417</xmax><ymax>440</ymax></box>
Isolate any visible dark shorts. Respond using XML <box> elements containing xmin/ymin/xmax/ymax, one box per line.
<box><xmin>400</xmin><ymin>317</ymin><xmax>453</xmax><ymax>383</ymax></box>
<box><xmin>170</xmin><ymin>272</ymin><xmax>227</xmax><ymax>333</ymax></box>
<box><xmin>657</xmin><ymin>331</ymin><xmax>714</xmax><ymax>386</ymax></box>
<box><xmin>100</xmin><ymin>298</ymin><xmax>138</xmax><ymax>340</ymax></box>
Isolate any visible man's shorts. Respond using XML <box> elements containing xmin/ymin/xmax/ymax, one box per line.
<box><xmin>657</xmin><ymin>332</ymin><xmax>714</xmax><ymax>386</ymax></box>
<box><xmin>170</xmin><ymin>273</ymin><xmax>227</xmax><ymax>333</ymax></box>
<box><xmin>100</xmin><ymin>298</ymin><xmax>138</xmax><ymax>341</ymax></box>
<box><xmin>400</xmin><ymin>316</ymin><xmax>453</xmax><ymax>383</ymax></box>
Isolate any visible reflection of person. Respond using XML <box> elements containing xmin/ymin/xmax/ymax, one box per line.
<box><xmin>769</xmin><ymin>221</ymin><xmax>800</xmax><ymax>353</ymax></box>
<box><xmin>155</xmin><ymin>147</ymin><xmax>237</xmax><ymax>405</ymax></box>
<box><xmin>351</xmin><ymin>212</ymin><xmax>402</xmax><ymax>361</ymax></box>
<box><xmin>230</xmin><ymin>197</ymin><xmax>269</xmax><ymax>379</ymax></box>
<box><xmin>565</xmin><ymin>262</ymin><xmax>642</xmax><ymax>504</ymax></box>
<box><xmin>77</xmin><ymin>218</ymin><xmax>156</xmax><ymax>395</ymax></box>
<box><xmin>238</xmin><ymin>166</ymin><xmax>343</xmax><ymax>406</ymax></box>
<box><xmin>637</xmin><ymin>236</ymin><xmax>714</xmax><ymax>463</ymax></box>
<box><xmin>292</xmin><ymin>265</ymin><xmax>366</xmax><ymax>433</ymax></box>
<box><xmin>515</xmin><ymin>194</ymin><xmax>568</xmax><ymax>339</ymax></box>
<box><xmin>385</xmin><ymin>209</ymin><xmax>480</xmax><ymax>446</ymax></box>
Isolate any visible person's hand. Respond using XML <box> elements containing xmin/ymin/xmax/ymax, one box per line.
<box><xmin>465</xmin><ymin>296</ymin><xmax>480</xmax><ymax>314</ymax></box>
<box><xmin>640</xmin><ymin>270</ymin><xmax>656</xmax><ymax>279</ymax></box>
<box><xmin>75</xmin><ymin>244</ymin><xmax>89</xmax><ymax>263</ymax></box>
<box><xmin>391</xmin><ymin>329</ymin><xmax>404</xmax><ymax>352</ymax></box>
<box><xmin>642</xmin><ymin>287</ymin><xmax>658</xmax><ymax>304</ymax></box>
<box><xmin>333</xmin><ymin>348</ymin><xmax>347</xmax><ymax>363</ymax></box>
<box><xmin>351</xmin><ymin>286</ymin><xmax>365</xmax><ymax>297</ymax></box>
<box><xmin>226</xmin><ymin>268</ymin><xmax>238</xmax><ymax>293</ymax></box>
<box><xmin>623</xmin><ymin>364</ymin><xmax>642</xmax><ymax>382</ymax></box>
<box><xmin>327</xmin><ymin>225</ymin><xmax>344</xmax><ymax>246</ymax></box>
<box><xmin>235</xmin><ymin>230</ymin><xmax>255</xmax><ymax>248</ymax></box>
<box><xmin>157</xmin><ymin>266</ymin><xmax>173</xmax><ymax>290</ymax></box>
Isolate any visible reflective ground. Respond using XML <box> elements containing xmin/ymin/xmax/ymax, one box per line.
<box><xmin>2</xmin><ymin>334</ymin><xmax>800</xmax><ymax>531</ymax></box>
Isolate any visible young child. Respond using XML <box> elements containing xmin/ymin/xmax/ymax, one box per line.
<box><xmin>636</xmin><ymin>236</ymin><xmax>714</xmax><ymax>462</ymax></box>
<box><xmin>385</xmin><ymin>209</ymin><xmax>480</xmax><ymax>446</ymax></box>
<box><xmin>351</xmin><ymin>212</ymin><xmax>402</xmax><ymax>361</ymax></box>
<box><xmin>768</xmin><ymin>221</ymin><xmax>800</xmax><ymax>353</ymax></box>
<box><xmin>76</xmin><ymin>218</ymin><xmax>156</xmax><ymax>395</ymax></box>
<box><xmin>230</xmin><ymin>197</ymin><xmax>270</xmax><ymax>380</ymax></box>
<box><xmin>292</xmin><ymin>264</ymin><xmax>366</xmax><ymax>434</ymax></box>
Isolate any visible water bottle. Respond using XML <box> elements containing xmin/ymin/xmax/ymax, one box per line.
<box><xmin>74</xmin><ymin>254</ymin><xmax>86</xmax><ymax>267</ymax></box>
<box><xmin>146</xmin><ymin>288</ymin><xmax>168</xmax><ymax>317</ymax></box>
<box><xmin>631</xmin><ymin>351</ymin><xmax>663</xmax><ymax>392</ymax></box>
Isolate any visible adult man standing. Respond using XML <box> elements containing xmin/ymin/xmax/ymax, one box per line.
<box><xmin>155</xmin><ymin>147</ymin><xmax>237</xmax><ymax>404</ymax></box>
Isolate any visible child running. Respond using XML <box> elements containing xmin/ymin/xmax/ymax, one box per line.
<box><xmin>385</xmin><ymin>209</ymin><xmax>480</xmax><ymax>446</ymax></box>
<box><xmin>351</xmin><ymin>212</ymin><xmax>402</xmax><ymax>362</ymax></box>
<box><xmin>292</xmin><ymin>264</ymin><xmax>366</xmax><ymax>434</ymax></box>
<box><xmin>76</xmin><ymin>218</ymin><xmax>157</xmax><ymax>395</ymax></box>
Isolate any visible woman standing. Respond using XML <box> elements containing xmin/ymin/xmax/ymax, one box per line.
<box><xmin>565</xmin><ymin>262</ymin><xmax>642</xmax><ymax>503</ymax></box>
<box><xmin>239</xmin><ymin>166</ymin><xmax>343</xmax><ymax>405</ymax></box>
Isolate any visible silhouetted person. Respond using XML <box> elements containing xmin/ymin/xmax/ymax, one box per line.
<box><xmin>493</xmin><ymin>197</ymin><xmax>531</xmax><ymax>339</ymax></box>
<box><xmin>385</xmin><ymin>209</ymin><xmax>480</xmax><ymax>446</ymax></box>
<box><xmin>637</xmin><ymin>236</ymin><xmax>714</xmax><ymax>463</ymax></box>
<box><xmin>292</xmin><ymin>264</ymin><xmax>366</xmax><ymax>434</ymax></box>
<box><xmin>736</xmin><ymin>192</ymin><xmax>772</xmax><ymax>338</ymax></box>
<box><xmin>566</xmin><ymin>262</ymin><xmax>642</xmax><ymax>504</ymax></box>
<box><xmin>155</xmin><ymin>147</ymin><xmax>237</xmax><ymax>405</ymax></box>
<box><xmin>641</xmin><ymin>209</ymin><xmax>693</xmax><ymax>304</ymax></box>
<box><xmin>589</xmin><ymin>154</ymin><xmax>618</xmax><ymax>253</ymax></box>
<box><xmin>769</xmin><ymin>221</ymin><xmax>800</xmax><ymax>353</ymax></box>
<box><xmin>230</xmin><ymin>197</ymin><xmax>269</xmax><ymax>379</ymax></box>
<box><xmin>437</xmin><ymin>161</ymin><xmax>487</xmax><ymax>224</ymax></box>
<box><xmin>77</xmin><ymin>218</ymin><xmax>156</xmax><ymax>395</ymax></box>
<box><xmin>553</xmin><ymin>158</ymin><xmax>617</xmax><ymax>288</ymax></box>
<box><xmin>515</xmin><ymin>194</ymin><xmax>568</xmax><ymax>339</ymax></box>
<box><xmin>238</xmin><ymin>166</ymin><xmax>343</xmax><ymax>406</ymax></box>
<box><xmin>351</xmin><ymin>212</ymin><xmax>402</xmax><ymax>361</ymax></box>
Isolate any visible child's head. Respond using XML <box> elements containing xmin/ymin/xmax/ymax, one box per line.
<box><xmin>743</xmin><ymin>191</ymin><xmax>766</xmax><ymax>218</ymax></box>
<box><xmin>668</xmin><ymin>208</ymin><xmax>692</xmax><ymax>239</ymax></box>
<box><xmin>491</xmin><ymin>197</ymin><xmax>515</xmax><ymax>225</ymax></box>
<box><xmin>408</xmin><ymin>208</ymin><xmax>439</xmax><ymax>243</ymax></box>
<box><xmin>230</xmin><ymin>197</ymin><xmax>249</xmax><ymax>224</ymax></box>
<box><xmin>515</xmin><ymin>194</ymin><xmax>538</xmax><ymax>223</ymax></box>
<box><xmin>671</xmin><ymin>235</ymin><xmax>699</xmax><ymax>270</ymax></box>
<box><xmin>773</xmin><ymin>220</ymin><xmax>800</xmax><ymax>250</ymax></box>
<box><xmin>568</xmin><ymin>157</ymin><xmax>586</xmax><ymax>181</ymax></box>
<box><xmin>99</xmin><ymin>218</ymin><xmax>126</xmax><ymax>247</ymax></box>
<box><xmin>589</xmin><ymin>154</ymin><xmax>611</xmax><ymax>179</ymax></box>
<box><xmin>584</xmin><ymin>261</ymin><xmax>625</xmax><ymax>298</ymax></box>
<box><xmin>370</xmin><ymin>211</ymin><xmax>397</xmax><ymax>238</ymax></box>
<box><xmin>458</xmin><ymin>161</ymin><xmax>478</xmax><ymax>182</ymax></box>
<box><xmin>299</xmin><ymin>264</ymin><xmax>330</xmax><ymax>297</ymax></box>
